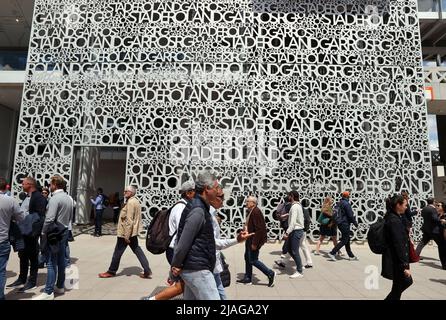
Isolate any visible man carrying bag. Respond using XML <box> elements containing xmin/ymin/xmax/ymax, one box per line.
<box><xmin>33</xmin><ymin>175</ymin><xmax>72</xmax><ymax>300</ymax></box>
<box><xmin>10</xmin><ymin>177</ymin><xmax>47</xmax><ymax>292</ymax></box>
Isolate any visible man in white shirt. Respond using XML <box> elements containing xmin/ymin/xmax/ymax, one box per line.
<box><xmin>143</xmin><ymin>180</ymin><xmax>196</xmax><ymax>300</ymax></box>
<box><xmin>166</xmin><ymin>180</ymin><xmax>196</xmax><ymax>265</ymax></box>
<box><xmin>283</xmin><ymin>191</ymin><xmax>305</xmax><ymax>279</ymax></box>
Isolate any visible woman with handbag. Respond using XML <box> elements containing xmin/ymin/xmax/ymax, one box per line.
<box><xmin>314</xmin><ymin>197</ymin><xmax>342</xmax><ymax>256</ymax></box>
<box><xmin>382</xmin><ymin>194</ymin><xmax>413</xmax><ymax>300</ymax></box>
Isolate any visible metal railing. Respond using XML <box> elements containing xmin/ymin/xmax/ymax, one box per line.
<box><xmin>424</xmin><ymin>66</ymin><xmax>446</xmax><ymax>83</ymax></box>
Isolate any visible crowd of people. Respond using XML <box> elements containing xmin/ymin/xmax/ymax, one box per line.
<box><xmin>1</xmin><ymin>171</ymin><xmax>446</xmax><ymax>300</ymax></box>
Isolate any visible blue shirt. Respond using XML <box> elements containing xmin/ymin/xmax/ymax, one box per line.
<box><xmin>91</xmin><ymin>194</ymin><xmax>104</xmax><ymax>210</ymax></box>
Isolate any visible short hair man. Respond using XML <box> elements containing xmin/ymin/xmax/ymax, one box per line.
<box><xmin>327</xmin><ymin>191</ymin><xmax>359</xmax><ymax>261</ymax></box>
<box><xmin>416</xmin><ymin>197</ymin><xmax>446</xmax><ymax>268</ymax></box>
<box><xmin>33</xmin><ymin>175</ymin><xmax>73</xmax><ymax>300</ymax></box>
<box><xmin>237</xmin><ymin>195</ymin><xmax>276</xmax><ymax>286</ymax></box>
<box><xmin>171</xmin><ymin>171</ymin><xmax>220</xmax><ymax>300</ymax></box>
<box><xmin>8</xmin><ymin>177</ymin><xmax>47</xmax><ymax>292</ymax></box>
<box><xmin>210</xmin><ymin>187</ymin><xmax>253</xmax><ymax>299</ymax></box>
<box><xmin>99</xmin><ymin>186</ymin><xmax>152</xmax><ymax>279</ymax></box>
<box><xmin>0</xmin><ymin>178</ymin><xmax>24</xmax><ymax>300</ymax></box>
<box><xmin>90</xmin><ymin>187</ymin><xmax>105</xmax><ymax>237</ymax></box>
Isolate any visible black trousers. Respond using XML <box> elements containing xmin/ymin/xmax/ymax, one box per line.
<box><xmin>418</xmin><ymin>232</ymin><xmax>446</xmax><ymax>268</ymax></box>
<box><xmin>94</xmin><ymin>209</ymin><xmax>103</xmax><ymax>235</ymax></box>
<box><xmin>330</xmin><ymin>224</ymin><xmax>354</xmax><ymax>258</ymax></box>
<box><xmin>108</xmin><ymin>236</ymin><xmax>151</xmax><ymax>274</ymax></box>
<box><xmin>385</xmin><ymin>269</ymin><xmax>413</xmax><ymax>300</ymax></box>
<box><xmin>113</xmin><ymin>208</ymin><xmax>120</xmax><ymax>224</ymax></box>
<box><xmin>432</xmin><ymin>234</ymin><xmax>446</xmax><ymax>269</ymax></box>
<box><xmin>18</xmin><ymin>235</ymin><xmax>39</xmax><ymax>284</ymax></box>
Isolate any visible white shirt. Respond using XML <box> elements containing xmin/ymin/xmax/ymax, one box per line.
<box><xmin>211</xmin><ymin>206</ymin><xmax>238</xmax><ymax>273</ymax></box>
<box><xmin>286</xmin><ymin>202</ymin><xmax>304</xmax><ymax>234</ymax></box>
<box><xmin>168</xmin><ymin>199</ymin><xmax>187</xmax><ymax>248</ymax></box>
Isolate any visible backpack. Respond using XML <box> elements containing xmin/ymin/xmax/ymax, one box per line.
<box><xmin>332</xmin><ymin>202</ymin><xmax>344</xmax><ymax>225</ymax></box>
<box><xmin>367</xmin><ymin>218</ymin><xmax>387</xmax><ymax>254</ymax></box>
<box><xmin>303</xmin><ymin>208</ymin><xmax>311</xmax><ymax>232</ymax></box>
<box><xmin>101</xmin><ymin>194</ymin><xmax>110</xmax><ymax>207</ymax></box>
<box><xmin>145</xmin><ymin>201</ymin><xmax>183</xmax><ymax>254</ymax></box>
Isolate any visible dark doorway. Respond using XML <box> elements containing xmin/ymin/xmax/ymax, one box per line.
<box><xmin>71</xmin><ymin>146</ymin><xmax>127</xmax><ymax>223</ymax></box>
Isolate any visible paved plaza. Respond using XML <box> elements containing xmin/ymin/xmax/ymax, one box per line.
<box><xmin>4</xmin><ymin>227</ymin><xmax>446</xmax><ymax>300</ymax></box>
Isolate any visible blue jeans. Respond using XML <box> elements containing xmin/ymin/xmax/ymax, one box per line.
<box><xmin>282</xmin><ymin>238</ymin><xmax>289</xmax><ymax>255</ymax></box>
<box><xmin>45</xmin><ymin>229</ymin><xmax>69</xmax><ymax>294</ymax></box>
<box><xmin>65</xmin><ymin>242</ymin><xmax>71</xmax><ymax>267</ymax></box>
<box><xmin>213</xmin><ymin>272</ymin><xmax>227</xmax><ymax>300</ymax></box>
<box><xmin>288</xmin><ymin>229</ymin><xmax>304</xmax><ymax>274</ymax></box>
<box><xmin>0</xmin><ymin>241</ymin><xmax>11</xmax><ymax>300</ymax></box>
<box><xmin>94</xmin><ymin>209</ymin><xmax>103</xmax><ymax>235</ymax></box>
<box><xmin>181</xmin><ymin>269</ymin><xmax>220</xmax><ymax>300</ymax></box>
<box><xmin>244</xmin><ymin>240</ymin><xmax>274</xmax><ymax>280</ymax></box>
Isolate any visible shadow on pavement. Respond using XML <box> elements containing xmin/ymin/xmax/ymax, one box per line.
<box><xmin>117</xmin><ymin>266</ymin><xmax>143</xmax><ymax>277</ymax></box>
<box><xmin>419</xmin><ymin>261</ymin><xmax>443</xmax><ymax>270</ymax></box>
<box><xmin>430</xmin><ymin>278</ymin><xmax>446</xmax><ymax>285</ymax></box>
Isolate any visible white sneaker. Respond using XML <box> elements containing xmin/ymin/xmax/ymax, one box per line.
<box><xmin>32</xmin><ymin>292</ymin><xmax>54</xmax><ymax>300</ymax></box>
<box><xmin>54</xmin><ymin>287</ymin><xmax>65</xmax><ymax>294</ymax></box>
<box><xmin>349</xmin><ymin>256</ymin><xmax>359</xmax><ymax>261</ymax></box>
<box><xmin>327</xmin><ymin>253</ymin><xmax>337</xmax><ymax>261</ymax></box>
<box><xmin>289</xmin><ymin>272</ymin><xmax>304</xmax><ymax>279</ymax></box>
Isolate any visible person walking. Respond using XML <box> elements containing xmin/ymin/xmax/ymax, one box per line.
<box><xmin>145</xmin><ymin>184</ymin><xmax>252</xmax><ymax>300</ymax></box>
<box><xmin>13</xmin><ymin>177</ymin><xmax>47</xmax><ymax>292</ymax></box>
<box><xmin>415</xmin><ymin>197</ymin><xmax>446</xmax><ymax>268</ymax></box>
<box><xmin>144</xmin><ymin>181</ymin><xmax>196</xmax><ymax>300</ymax></box>
<box><xmin>98</xmin><ymin>186</ymin><xmax>152</xmax><ymax>279</ymax></box>
<box><xmin>0</xmin><ymin>178</ymin><xmax>25</xmax><ymax>300</ymax></box>
<box><xmin>237</xmin><ymin>196</ymin><xmax>276</xmax><ymax>286</ymax></box>
<box><xmin>382</xmin><ymin>194</ymin><xmax>413</xmax><ymax>300</ymax></box>
<box><xmin>282</xmin><ymin>191</ymin><xmax>305</xmax><ymax>279</ymax></box>
<box><xmin>327</xmin><ymin>191</ymin><xmax>359</xmax><ymax>261</ymax></box>
<box><xmin>33</xmin><ymin>175</ymin><xmax>73</xmax><ymax>300</ymax></box>
<box><xmin>315</xmin><ymin>196</ymin><xmax>342</xmax><ymax>256</ymax></box>
<box><xmin>170</xmin><ymin>171</ymin><xmax>221</xmax><ymax>300</ymax></box>
<box><xmin>274</xmin><ymin>195</ymin><xmax>291</xmax><ymax>259</ymax></box>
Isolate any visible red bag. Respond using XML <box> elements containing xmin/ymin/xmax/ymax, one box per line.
<box><xmin>409</xmin><ymin>241</ymin><xmax>420</xmax><ymax>263</ymax></box>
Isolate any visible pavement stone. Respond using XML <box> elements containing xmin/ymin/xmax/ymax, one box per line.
<box><xmin>4</xmin><ymin>230</ymin><xmax>446</xmax><ymax>300</ymax></box>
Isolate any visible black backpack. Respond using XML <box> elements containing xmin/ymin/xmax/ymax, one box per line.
<box><xmin>332</xmin><ymin>202</ymin><xmax>344</xmax><ymax>225</ymax></box>
<box><xmin>101</xmin><ymin>194</ymin><xmax>110</xmax><ymax>207</ymax></box>
<box><xmin>145</xmin><ymin>201</ymin><xmax>183</xmax><ymax>255</ymax></box>
<box><xmin>367</xmin><ymin>218</ymin><xmax>387</xmax><ymax>254</ymax></box>
<box><xmin>303</xmin><ymin>208</ymin><xmax>311</xmax><ymax>233</ymax></box>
